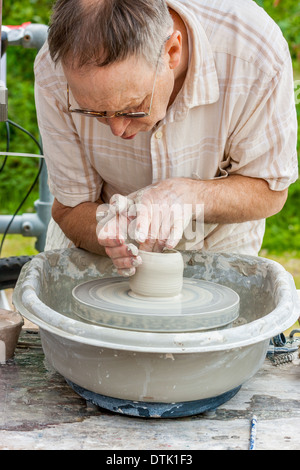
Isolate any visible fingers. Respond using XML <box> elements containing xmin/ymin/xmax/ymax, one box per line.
<box><xmin>110</xmin><ymin>194</ymin><xmax>134</xmax><ymax>214</ymax></box>
<box><xmin>116</xmin><ymin>267</ymin><xmax>136</xmax><ymax>277</ymax></box>
<box><xmin>97</xmin><ymin>203</ymin><xmax>186</xmax><ymax>252</ymax></box>
<box><xmin>107</xmin><ymin>243</ymin><xmax>142</xmax><ymax>277</ymax></box>
<box><xmin>96</xmin><ymin>198</ymin><xmax>139</xmax><ymax>277</ymax></box>
<box><xmin>100</xmin><ymin>240</ymin><xmax>143</xmax><ymax>276</ymax></box>
<box><xmin>135</xmin><ymin>203</ymin><xmax>185</xmax><ymax>251</ymax></box>
<box><xmin>98</xmin><ymin>212</ymin><xmax>142</xmax><ymax>276</ymax></box>
<box><xmin>165</xmin><ymin>204</ymin><xmax>189</xmax><ymax>249</ymax></box>
<box><xmin>105</xmin><ymin>244</ymin><xmax>142</xmax><ymax>268</ymax></box>
<box><xmin>134</xmin><ymin>201</ymin><xmax>152</xmax><ymax>244</ymax></box>
<box><xmin>96</xmin><ymin>189</ymin><xmax>191</xmax><ymax>272</ymax></box>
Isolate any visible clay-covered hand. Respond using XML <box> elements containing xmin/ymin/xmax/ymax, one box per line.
<box><xmin>127</xmin><ymin>178</ymin><xmax>196</xmax><ymax>252</ymax></box>
<box><xmin>96</xmin><ymin>196</ymin><xmax>142</xmax><ymax>277</ymax></box>
<box><xmin>97</xmin><ymin>179</ymin><xmax>198</xmax><ymax>274</ymax></box>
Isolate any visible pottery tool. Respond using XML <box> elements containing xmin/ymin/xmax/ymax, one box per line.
<box><xmin>249</xmin><ymin>415</ymin><xmax>257</xmax><ymax>450</ymax></box>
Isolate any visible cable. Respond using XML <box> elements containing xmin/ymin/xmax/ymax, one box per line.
<box><xmin>6</xmin><ymin>119</ymin><xmax>43</xmax><ymax>154</ymax></box>
<box><xmin>0</xmin><ymin>120</ymin><xmax>43</xmax><ymax>256</ymax></box>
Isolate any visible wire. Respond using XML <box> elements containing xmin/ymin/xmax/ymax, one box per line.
<box><xmin>0</xmin><ymin>120</ymin><xmax>43</xmax><ymax>257</ymax></box>
<box><xmin>6</xmin><ymin>119</ymin><xmax>43</xmax><ymax>154</ymax></box>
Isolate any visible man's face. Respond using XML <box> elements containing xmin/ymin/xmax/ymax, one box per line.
<box><xmin>64</xmin><ymin>55</ymin><xmax>175</xmax><ymax>140</ymax></box>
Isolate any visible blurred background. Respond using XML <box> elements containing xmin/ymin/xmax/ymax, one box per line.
<box><xmin>0</xmin><ymin>0</ymin><xmax>299</xmax><ymax>287</ymax></box>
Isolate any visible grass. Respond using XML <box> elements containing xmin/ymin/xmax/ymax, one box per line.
<box><xmin>1</xmin><ymin>234</ymin><xmax>39</xmax><ymax>257</ymax></box>
<box><xmin>259</xmin><ymin>250</ymin><xmax>300</xmax><ymax>289</ymax></box>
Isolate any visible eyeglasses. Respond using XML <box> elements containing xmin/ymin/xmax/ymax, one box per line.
<box><xmin>66</xmin><ymin>44</ymin><xmax>164</xmax><ymax>119</ymax></box>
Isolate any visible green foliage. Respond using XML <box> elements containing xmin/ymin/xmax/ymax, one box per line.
<box><xmin>0</xmin><ymin>0</ymin><xmax>53</xmax><ymax>214</ymax></box>
<box><xmin>253</xmin><ymin>0</ymin><xmax>300</xmax><ymax>256</ymax></box>
<box><xmin>263</xmin><ymin>181</ymin><xmax>300</xmax><ymax>254</ymax></box>
<box><xmin>262</xmin><ymin>68</ymin><xmax>300</xmax><ymax>255</ymax></box>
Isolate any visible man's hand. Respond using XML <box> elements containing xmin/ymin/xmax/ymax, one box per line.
<box><xmin>127</xmin><ymin>178</ymin><xmax>197</xmax><ymax>252</ymax></box>
<box><xmin>52</xmin><ymin>176</ymin><xmax>287</xmax><ymax>277</ymax></box>
<box><xmin>96</xmin><ymin>179</ymin><xmax>197</xmax><ymax>275</ymax></box>
<box><xmin>96</xmin><ymin>197</ymin><xmax>143</xmax><ymax>276</ymax></box>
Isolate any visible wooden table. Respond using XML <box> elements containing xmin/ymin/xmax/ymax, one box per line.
<box><xmin>0</xmin><ymin>328</ymin><xmax>299</xmax><ymax>451</ymax></box>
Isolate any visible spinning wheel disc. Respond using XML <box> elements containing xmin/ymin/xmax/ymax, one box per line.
<box><xmin>72</xmin><ymin>277</ymin><xmax>240</xmax><ymax>332</ymax></box>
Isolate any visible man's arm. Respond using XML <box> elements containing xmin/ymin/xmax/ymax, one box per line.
<box><xmin>95</xmin><ymin>174</ymin><xmax>288</xmax><ymax>261</ymax></box>
<box><xmin>52</xmin><ymin>197</ymin><xmax>107</xmax><ymax>255</ymax></box>
<box><xmin>52</xmin><ymin>175</ymin><xmax>288</xmax><ymax>255</ymax></box>
<box><xmin>194</xmin><ymin>175</ymin><xmax>288</xmax><ymax>224</ymax></box>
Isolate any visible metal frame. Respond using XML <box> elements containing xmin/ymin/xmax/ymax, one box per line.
<box><xmin>0</xmin><ymin>18</ymin><xmax>52</xmax><ymax>252</ymax></box>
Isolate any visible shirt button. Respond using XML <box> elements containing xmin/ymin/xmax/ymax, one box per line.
<box><xmin>155</xmin><ymin>131</ymin><xmax>163</xmax><ymax>139</ymax></box>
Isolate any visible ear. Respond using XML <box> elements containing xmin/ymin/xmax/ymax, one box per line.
<box><xmin>165</xmin><ymin>31</ymin><xmax>182</xmax><ymax>70</ymax></box>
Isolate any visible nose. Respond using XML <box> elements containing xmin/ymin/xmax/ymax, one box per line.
<box><xmin>106</xmin><ymin>117</ymin><xmax>131</xmax><ymax>137</ymax></box>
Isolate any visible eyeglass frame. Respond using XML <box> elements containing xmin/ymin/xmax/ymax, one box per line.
<box><xmin>66</xmin><ymin>38</ymin><xmax>170</xmax><ymax>119</ymax></box>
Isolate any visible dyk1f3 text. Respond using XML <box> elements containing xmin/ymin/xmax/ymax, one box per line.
<box><xmin>106</xmin><ymin>454</ymin><xmax>193</xmax><ymax>466</ymax></box>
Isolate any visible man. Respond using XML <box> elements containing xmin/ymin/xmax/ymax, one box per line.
<box><xmin>34</xmin><ymin>0</ymin><xmax>298</xmax><ymax>276</ymax></box>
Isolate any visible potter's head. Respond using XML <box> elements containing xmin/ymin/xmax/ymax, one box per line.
<box><xmin>48</xmin><ymin>0</ymin><xmax>185</xmax><ymax>139</ymax></box>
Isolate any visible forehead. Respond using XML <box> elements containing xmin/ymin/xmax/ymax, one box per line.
<box><xmin>64</xmin><ymin>56</ymin><xmax>155</xmax><ymax>110</ymax></box>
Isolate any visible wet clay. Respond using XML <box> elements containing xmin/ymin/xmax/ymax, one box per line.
<box><xmin>129</xmin><ymin>250</ymin><xmax>184</xmax><ymax>298</ymax></box>
<box><xmin>0</xmin><ymin>309</ymin><xmax>23</xmax><ymax>362</ymax></box>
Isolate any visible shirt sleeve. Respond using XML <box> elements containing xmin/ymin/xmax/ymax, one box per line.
<box><xmin>34</xmin><ymin>80</ymin><xmax>103</xmax><ymax>208</ymax></box>
<box><xmin>226</xmin><ymin>55</ymin><xmax>298</xmax><ymax>191</ymax></box>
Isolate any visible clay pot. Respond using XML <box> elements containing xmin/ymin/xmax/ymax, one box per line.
<box><xmin>0</xmin><ymin>309</ymin><xmax>24</xmax><ymax>362</ymax></box>
<box><xmin>129</xmin><ymin>250</ymin><xmax>184</xmax><ymax>298</ymax></box>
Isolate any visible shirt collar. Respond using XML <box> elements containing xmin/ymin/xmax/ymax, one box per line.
<box><xmin>166</xmin><ymin>0</ymin><xmax>220</xmax><ymax>121</ymax></box>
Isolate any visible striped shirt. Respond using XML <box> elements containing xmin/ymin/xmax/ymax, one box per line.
<box><xmin>34</xmin><ymin>0</ymin><xmax>298</xmax><ymax>255</ymax></box>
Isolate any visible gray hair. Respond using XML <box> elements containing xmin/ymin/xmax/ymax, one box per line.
<box><xmin>48</xmin><ymin>0</ymin><xmax>173</xmax><ymax>69</ymax></box>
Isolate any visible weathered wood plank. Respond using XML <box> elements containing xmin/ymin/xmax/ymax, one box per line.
<box><xmin>0</xmin><ymin>330</ymin><xmax>299</xmax><ymax>450</ymax></box>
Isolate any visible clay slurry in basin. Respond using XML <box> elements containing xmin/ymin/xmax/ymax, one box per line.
<box><xmin>72</xmin><ymin>250</ymin><xmax>240</xmax><ymax>332</ymax></box>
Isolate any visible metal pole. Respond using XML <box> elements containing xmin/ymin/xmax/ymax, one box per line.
<box><xmin>0</xmin><ymin>0</ymin><xmax>8</xmax><ymax>122</ymax></box>
<box><xmin>30</xmin><ymin>25</ymin><xmax>54</xmax><ymax>252</ymax></box>
<box><xmin>0</xmin><ymin>19</ymin><xmax>52</xmax><ymax>252</ymax></box>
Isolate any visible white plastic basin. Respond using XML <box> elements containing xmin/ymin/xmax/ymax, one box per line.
<box><xmin>13</xmin><ymin>248</ymin><xmax>300</xmax><ymax>417</ymax></box>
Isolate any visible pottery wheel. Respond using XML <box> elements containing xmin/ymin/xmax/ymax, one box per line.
<box><xmin>72</xmin><ymin>277</ymin><xmax>240</xmax><ymax>332</ymax></box>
